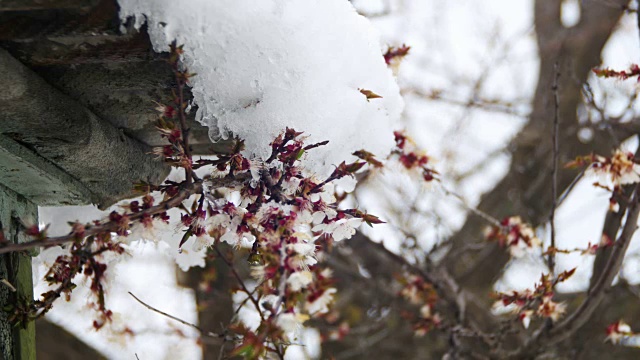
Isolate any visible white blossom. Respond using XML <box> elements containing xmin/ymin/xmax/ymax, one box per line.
<box><xmin>276</xmin><ymin>312</ymin><xmax>309</xmax><ymax>334</ymax></box>
<box><xmin>191</xmin><ymin>233</ymin><xmax>214</xmax><ymax>252</ymax></box>
<box><xmin>312</xmin><ymin>218</ymin><xmax>363</xmax><ymax>241</ymax></box>
<box><xmin>289</xmin><ymin>242</ymin><xmax>317</xmax><ymax>270</ymax></box>
<box><xmin>305</xmin><ymin>288</ymin><xmax>336</xmax><ymax>315</ymax></box>
<box><xmin>128</xmin><ymin>218</ymin><xmax>169</xmax><ymax>243</ymax></box>
<box><xmin>287</xmin><ymin>271</ymin><xmax>313</xmax><ymax>292</ymax></box>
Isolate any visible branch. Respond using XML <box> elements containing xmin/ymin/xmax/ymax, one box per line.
<box><xmin>0</xmin><ymin>181</ymin><xmax>203</xmax><ymax>254</ymax></box>
<box><xmin>548</xmin><ymin>62</ymin><xmax>561</xmax><ymax>275</ymax></box>
<box><xmin>129</xmin><ymin>292</ymin><xmax>225</xmax><ymax>341</ymax></box>
<box><xmin>212</xmin><ymin>244</ymin><xmax>265</xmax><ymax>319</ymax></box>
<box><xmin>522</xmin><ymin>184</ymin><xmax>640</xmax><ymax>353</ymax></box>
<box><xmin>168</xmin><ymin>41</ymin><xmax>195</xmax><ymax>184</ymax></box>
<box><xmin>357</xmin><ymin>236</ymin><xmax>495</xmax><ymax>345</ymax></box>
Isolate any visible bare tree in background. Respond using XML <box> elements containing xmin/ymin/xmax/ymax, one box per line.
<box><xmin>320</xmin><ymin>0</ymin><xmax>640</xmax><ymax>359</ymax></box>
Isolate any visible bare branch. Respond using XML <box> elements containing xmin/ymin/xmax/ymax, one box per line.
<box><xmin>129</xmin><ymin>292</ymin><xmax>225</xmax><ymax>341</ymax></box>
<box><xmin>0</xmin><ymin>181</ymin><xmax>204</xmax><ymax>254</ymax></box>
<box><xmin>521</xmin><ymin>184</ymin><xmax>640</xmax><ymax>353</ymax></box>
<box><xmin>548</xmin><ymin>62</ymin><xmax>561</xmax><ymax>275</ymax></box>
<box><xmin>212</xmin><ymin>244</ymin><xmax>265</xmax><ymax>319</ymax></box>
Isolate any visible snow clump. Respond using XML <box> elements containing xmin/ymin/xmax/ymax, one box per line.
<box><xmin>118</xmin><ymin>0</ymin><xmax>403</xmax><ymax>177</ymax></box>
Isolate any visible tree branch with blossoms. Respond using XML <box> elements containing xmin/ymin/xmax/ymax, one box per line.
<box><xmin>0</xmin><ymin>42</ymin><xmax>396</xmax><ymax>359</ymax></box>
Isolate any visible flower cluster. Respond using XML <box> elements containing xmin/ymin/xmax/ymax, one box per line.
<box><xmin>566</xmin><ymin>149</ymin><xmax>640</xmax><ymax>212</ymax></box>
<box><xmin>7</xmin><ymin>225</ymin><xmax>125</xmax><ymax>329</ymax></box>
<box><xmin>391</xmin><ymin>131</ymin><xmax>438</xmax><ymax>182</ymax></box>
<box><xmin>484</xmin><ymin>216</ymin><xmax>542</xmax><ymax>258</ymax></box>
<box><xmin>492</xmin><ymin>270</ymin><xmax>574</xmax><ymax>328</ymax></box>
<box><xmin>606</xmin><ymin>320</ymin><xmax>640</xmax><ymax>347</ymax></box>
<box><xmin>586</xmin><ymin>150</ymin><xmax>640</xmax><ymax>187</ymax></box>
<box><xmin>149</xmin><ymin>124</ymin><xmax>377</xmax><ymax>355</ymax></box>
<box><xmin>396</xmin><ymin>273</ymin><xmax>440</xmax><ymax>336</ymax></box>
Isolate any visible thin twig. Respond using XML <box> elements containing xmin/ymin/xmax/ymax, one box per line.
<box><xmin>518</xmin><ymin>185</ymin><xmax>640</xmax><ymax>354</ymax></box>
<box><xmin>0</xmin><ymin>182</ymin><xmax>203</xmax><ymax>254</ymax></box>
<box><xmin>212</xmin><ymin>244</ymin><xmax>265</xmax><ymax>319</ymax></box>
<box><xmin>218</xmin><ymin>336</ymin><xmax>227</xmax><ymax>360</ymax></box>
<box><xmin>129</xmin><ymin>292</ymin><xmax>224</xmax><ymax>341</ymax></box>
<box><xmin>548</xmin><ymin>62</ymin><xmax>561</xmax><ymax>275</ymax></box>
<box><xmin>172</xmin><ymin>46</ymin><xmax>194</xmax><ymax>185</ymax></box>
<box><xmin>439</xmin><ymin>184</ymin><xmax>502</xmax><ymax>227</ymax></box>
<box><xmin>554</xmin><ymin>169</ymin><xmax>585</xmax><ymax>209</ymax></box>
<box><xmin>234</xmin><ymin>278</ymin><xmax>268</xmax><ymax>315</ymax></box>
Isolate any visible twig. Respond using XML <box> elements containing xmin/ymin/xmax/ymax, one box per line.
<box><xmin>554</xmin><ymin>169</ymin><xmax>585</xmax><ymax>209</ymax></box>
<box><xmin>0</xmin><ymin>181</ymin><xmax>204</xmax><ymax>254</ymax></box>
<box><xmin>129</xmin><ymin>292</ymin><xmax>224</xmax><ymax>341</ymax></box>
<box><xmin>357</xmin><ymin>236</ymin><xmax>491</xmax><ymax>335</ymax></box>
<box><xmin>439</xmin><ymin>185</ymin><xmax>502</xmax><ymax>227</ymax></box>
<box><xmin>218</xmin><ymin>335</ymin><xmax>227</xmax><ymax>360</ymax></box>
<box><xmin>170</xmin><ymin>43</ymin><xmax>194</xmax><ymax>185</ymax></box>
<box><xmin>519</xmin><ymin>185</ymin><xmax>640</xmax><ymax>354</ymax></box>
<box><xmin>234</xmin><ymin>278</ymin><xmax>268</xmax><ymax>315</ymax></box>
<box><xmin>548</xmin><ymin>62</ymin><xmax>561</xmax><ymax>275</ymax></box>
<box><xmin>212</xmin><ymin>244</ymin><xmax>265</xmax><ymax>319</ymax></box>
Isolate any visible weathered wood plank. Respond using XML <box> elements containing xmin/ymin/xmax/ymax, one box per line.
<box><xmin>0</xmin><ymin>48</ymin><xmax>170</xmax><ymax>208</ymax></box>
<box><xmin>0</xmin><ymin>0</ymin><xmax>98</xmax><ymax>12</ymax></box>
<box><xmin>0</xmin><ymin>136</ymin><xmax>93</xmax><ymax>206</ymax></box>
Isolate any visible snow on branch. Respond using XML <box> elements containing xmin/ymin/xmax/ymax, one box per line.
<box><xmin>118</xmin><ymin>0</ymin><xmax>403</xmax><ymax>178</ymax></box>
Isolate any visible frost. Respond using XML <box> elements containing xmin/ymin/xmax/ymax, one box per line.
<box><xmin>118</xmin><ymin>0</ymin><xmax>403</xmax><ymax>176</ymax></box>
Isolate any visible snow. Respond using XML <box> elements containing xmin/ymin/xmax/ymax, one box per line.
<box><xmin>118</xmin><ymin>0</ymin><xmax>403</xmax><ymax>177</ymax></box>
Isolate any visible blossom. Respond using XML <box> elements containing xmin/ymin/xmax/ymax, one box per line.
<box><xmin>419</xmin><ymin>304</ymin><xmax>433</xmax><ymax>319</ymax></box>
<box><xmin>248</xmin><ymin>159</ymin><xmax>263</xmax><ymax>181</ymax></box>
<box><xmin>312</xmin><ymin>218</ymin><xmax>363</xmax><ymax>241</ymax></box>
<box><xmin>519</xmin><ymin>310</ymin><xmax>534</xmax><ymax>329</ymax></box>
<box><xmin>586</xmin><ymin>150</ymin><xmax>640</xmax><ymax>186</ymax></box>
<box><xmin>485</xmin><ymin>216</ymin><xmax>541</xmax><ymax>258</ymax></box>
<box><xmin>607</xmin><ymin>320</ymin><xmax>634</xmax><ymax>345</ymax></box>
<box><xmin>288</xmin><ymin>242</ymin><xmax>317</xmax><ymax>270</ymax></box>
<box><xmin>309</xmin><ymin>183</ymin><xmax>336</xmax><ymax>203</ymax></box>
<box><xmin>276</xmin><ymin>312</ymin><xmax>309</xmax><ymax>334</ymax></box>
<box><xmin>281</xmin><ymin>177</ymin><xmax>301</xmax><ymax>196</ymax></box>
<box><xmin>536</xmin><ymin>296</ymin><xmax>566</xmax><ymax>322</ymax></box>
<box><xmin>220</xmin><ymin>231</ymin><xmax>240</xmax><ymax>247</ymax></box>
<box><xmin>207</xmin><ymin>213</ymin><xmax>231</xmax><ymax>229</ymax></box>
<box><xmin>305</xmin><ymin>288</ymin><xmax>336</xmax><ymax>315</ymax></box>
<box><xmin>127</xmin><ymin>217</ymin><xmax>168</xmax><ymax>243</ymax></box>
<box><xmin>492</xmin><ymin>289</ymin><xmax>533</xmax><ymax>315</ymax></box>
<box><xmin>401</xmin><ymin>284</ymin><xmax>422</xmax><ymax>305</ymax></box>
<box><xmin>312</xmin><ymin>209</ymin><xmax>337</xmax><ymax>224</ymax></box>
<box><xmin>191</xmin><ymin>233</ymin><xmax>214</xmax><ymax>252</ymax></box>
<box><xmin>287</xmin><ymin>271</ymin><xmax>313</xmax><ymax>291</ymax></box>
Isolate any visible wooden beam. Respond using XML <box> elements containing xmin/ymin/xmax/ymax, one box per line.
<box><xmin>0</xmin><ymin>48</ymin><xmax>170</xmax><ymax>208</ymax></box>
<box><xmin>0</xmin><ymin>0</ymin><xmax>98</xmax><ymax>12</ymax></box>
